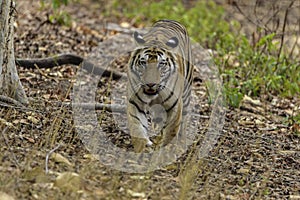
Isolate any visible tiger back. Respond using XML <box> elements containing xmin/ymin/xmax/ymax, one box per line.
<box><xmin>127</xmin><ymin>20</ymin><xmax>193</xmax><ymax>152</ymax></box>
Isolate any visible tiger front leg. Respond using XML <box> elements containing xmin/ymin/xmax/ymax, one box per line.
<box><xmin>127</xmin><ymin>103</ymin><xmax>153</xmax><ymax>153</ymax></box>
<box><xmin>161</xmin><ymin>104</ymin><xmax>183</xmax><ymax>147</ymax></box>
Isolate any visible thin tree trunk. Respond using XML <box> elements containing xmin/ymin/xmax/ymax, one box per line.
<box><xmin>0</xmin><ymin>0</ymin><xmax>28</xmax><ymax>104</ymax></box>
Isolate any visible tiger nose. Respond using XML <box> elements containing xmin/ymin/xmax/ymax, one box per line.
<box><xmin>146</xmin><ymin>83</ymin><xmax>156</xmax><ymax>88</ymax></box>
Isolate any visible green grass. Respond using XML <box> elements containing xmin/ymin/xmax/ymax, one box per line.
<box><xmin>107</xmin><ymin>0</ymin><xmax>300</xmax><ymax>108</ymax></box>
<box><xmin>39</xmin><ymin>0</ymin><xmax>72</xmax><ymax>26</ymax></box>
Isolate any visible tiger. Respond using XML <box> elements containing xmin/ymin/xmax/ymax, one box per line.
<box><xmin>127</xmin><ymin>19</ymin><xmax>193</xmax><ymax>153</ymax></box>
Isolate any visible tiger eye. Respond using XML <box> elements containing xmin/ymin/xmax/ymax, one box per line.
<box><xmin>139</xmin><ymin>59</ymin><xmax>147</xmax><ymax>67</ymax></box>
<box><xmin>158</xmin><ymin>61</ymin><xmax>167</xmax><ymax>69</ymax></box>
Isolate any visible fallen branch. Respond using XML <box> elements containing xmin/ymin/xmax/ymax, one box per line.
<box><xmin>63</xmin><ymin>102</ymin><xmax>126</xmax><ymax>113</ymax></box>
<box><xmin>16</xmin><ymin>53</ymin><xmax>126</xmax><ymax>80</ymax></box>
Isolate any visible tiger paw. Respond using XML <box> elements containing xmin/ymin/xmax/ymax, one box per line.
<box><xmin>131</xmin><ymin>136</ymin><xmax>153</xmax><ymax>153</ymax></box>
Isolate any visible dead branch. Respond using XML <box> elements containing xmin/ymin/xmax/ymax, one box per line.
<box><xmin>16</xmin><ymin>53</ymin><xmax>83</xmax><ymax>68</ymax></box>
<box><xmin>16</xmin><ymin>53</ymin><xmax>126</xmax><ymax>80</ymax></box>
<box><xmin>232</xmin><ymin>1</ymin><xmax>270</xmax><ymax>32</ymax></box>
<box><xmin>63</xmin><ymin>102</ymin><xmax>126</xmax><ymax>113</ymax></box>
<box><xmin>277</xmin><ymin>0</ymin><xmax>295</xmax><ymax>61</ymax></box>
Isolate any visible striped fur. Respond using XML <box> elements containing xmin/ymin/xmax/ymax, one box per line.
<box><xmin>127</xmin><ymin>20</ymin><xmax>193</xmax><ymax>152</ymax></box>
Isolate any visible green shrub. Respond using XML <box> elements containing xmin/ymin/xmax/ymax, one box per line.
<box><xmin>40</xmin><ymin>0</ymin><xmax>72</xmax><ymax>26</ymax></box>
<box><xmin>109</xmin><ymin>0</ymin><xmax>300</xmax><ymax>107</ymax></box>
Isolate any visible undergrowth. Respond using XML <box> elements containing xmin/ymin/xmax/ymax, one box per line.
<box><xmin>107</xmin><ymin>0</ymin><xmax>300</xmax><ymax>108</ymax></box>
<box><xmin>39</xmin><ymin>0</ymin><xmax>72</xmax><ymax>26</ymax></box>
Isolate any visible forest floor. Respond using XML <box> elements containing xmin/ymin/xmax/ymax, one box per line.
<box><xmin>0</xmin><ymin>0</ymin><xmax>299</xmax><ymax>199</ymax></box>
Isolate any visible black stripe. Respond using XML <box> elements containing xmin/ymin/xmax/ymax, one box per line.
<box><xmin>136</xmin><ymin>93</ymin><xmax>147</xmax><ymax>104</ymax></box>
<box><xmin>128</xmin><ymin>78</ymin><xmax>147</xmax><ymax>104</ymax></box>
<box><xmin>162</xmin><ymin>91</ymin><xmax>174</xmax><ymax>104</ymax></box>
<box><xmin>166</xmin><ymin>98</ymin><xmax>178</xmax><ymax>112</ymax></box>
<box><xmin>182</xmin><ymin>89</ymin><xmax>191</xmax><ymax>110</ymax></box>
<box><xmin>129</xmin><ymin>99</ymin><xmax>145</xmax><ymax>115</ymax></box>
<box><xmin>161</xmin><ymin>69</ymin><xmax>171</xmax><ymax>83</ymax></box>
<box><xmin>129</xmin><ymin>113</ymin><xmax>148</xmax><ymax>130</ymax></box>
<box><xmin>160</xmin><ymin>57</ymin><xmax>177</xmax><ymax>84</ymax></box>
<box><xmin>162</xmin><ymin>71</ymin><xmax>178</xmax><ymax>103</ymax></box>
<box><xmin>144</xmin><ymin>50</ymin><xmax>152</xmax><ymax>54</ymax></box>
<box><xmin>163</xmin><ymin>118</ymin><xmax>181</xmax><ymax>130</ymax></box>
<box><xmin>130</xmin><ymin>65</ymin><xmax>140</xmax><ymax>79</ymax></box>
<box><xmin>182</xmin><ymin>86</ymin><xmax>191</xmax><ymax>97</ymax></box>
<box><xmin>185</xmin><ymin>62</ymin><xmax>193</xmax><ymax>83</ymax></box>
<box><xmin>128</xmin><ymin>76</ymin><xmax>137</xmax><ymax>92</ymax></box>
<box><xmin>169</xmin><ymin>55</ymin><xmax>176</xmax><ymax>73</ymax></box>
<box><xmin>157</xmin><ymin>51</ymin><xmax>164</xmax><ymax>57</ymax></box>
<box><xmin>182</xmin><ymin>90</ymin><xmax>191</xmax><ymax>107</ymax></box>
<box><xmin>183</xmin><ymin>95</ymin><xmax>191</xmax><ymax>107</ymax></box>
<box><xmin>129</xmin><ymin>51</ymin><xmax>141</xmax><ymax>69</ymax></box>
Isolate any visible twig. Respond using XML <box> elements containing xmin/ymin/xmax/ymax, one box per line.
<box><xmin>0</xmin><ymin>94</ymin><xmax>26</xmax><ymax>108</ymax></box>
<box><xmin>277</xmin><ymin>0</ymin><xmax>295</xmax><ymax>62</ymax></box>
<box><xmin>45</xmin><ymin>143</ymin><xmax>62</xmax><ymax>174</ymax></box>
<box><xmin>232</xmin><ymin>1</ymin><xmax>270</xmax><ymax>32</ymax></box>
<box><xmin>33</xmin><ymin>63</ymin><xmax>66</xmax><ymax>81</ymax></box>
<box><xmin>264</xmin><ymin>5</ymin><xmax>281</xmax><ymax>31</ymax></box>
<box><xmin>289</xmin><ymin>26</ymin><xmax>299</xmax><ymax>59</ymax></box>
<box><xmin>0</xmin><ymin>95</ymin><xmax>45</xmax><ymax>113</ymax></box>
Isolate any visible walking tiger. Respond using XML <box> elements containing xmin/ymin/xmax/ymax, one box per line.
<box><xmin>127</xmin><ymin>20</ymin><xmax>193</xmax><ymax>152</ymax></box>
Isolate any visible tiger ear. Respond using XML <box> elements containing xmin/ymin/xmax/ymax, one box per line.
<box><xmin>166</xmin><ymin>37</ymin><xmax>179</xmax><ymax>48</ymax></box>
<box><xmin>134</xmin><ymin>31</ymin><xmax>145</xmax><ymax>44</ymax></box>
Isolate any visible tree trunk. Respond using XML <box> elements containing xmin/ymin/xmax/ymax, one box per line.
<box><xmin>0</xmin><ymin>0</ymin><xmax>28</xmax><ymax>104</ymax></box>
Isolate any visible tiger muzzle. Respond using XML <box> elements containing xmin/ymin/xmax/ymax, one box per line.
<box><xmin>143</xmin><ymin>83</ymin><xmax>159</xmax><ymax>95</ymax></box>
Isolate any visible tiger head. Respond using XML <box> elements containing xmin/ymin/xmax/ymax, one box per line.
<box><xmin>128</xmin><ymin>31</ymin><xmax>183</xmax><ymax>96</ymax></box>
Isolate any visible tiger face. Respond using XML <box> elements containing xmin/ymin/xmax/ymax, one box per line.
<box><xmin>130</xmin><ymin>46</ymin><xmax>181</xmax><ymax>97</ymax></box>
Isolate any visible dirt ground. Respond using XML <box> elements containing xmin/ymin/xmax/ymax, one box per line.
<box><xmin>0</xmin><ymin>0</ymin><xmax>299</xmax><ymax>199</ymax></box>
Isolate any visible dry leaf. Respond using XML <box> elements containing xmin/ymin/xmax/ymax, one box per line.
<box><xmin>237</xmin><ymin>168</ymin><xmax>250</xmax><ymax>174</ymax></box>
<box><xmin>24</xmin><ymin>136</ymin><xmax>35</xmax><ymax>143</ymax></box>
<box><xmin>52</xmin><ymin>153</ymin><xmax>74</xmax><ymax>167</ymax></box>
<box><xmin>127</xmin><ymin>189</ymin><xmax>146</xmax><ymax>198</ymax></box>
<box><xmin>38</xmin><ymin>47</ymin><xmax>47</xmax><ymax>51</ymax></box>
<box><xmin>27</xmin><ymin>116</ymin><xmax>39</xmax><ymax>124</ymax></box>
